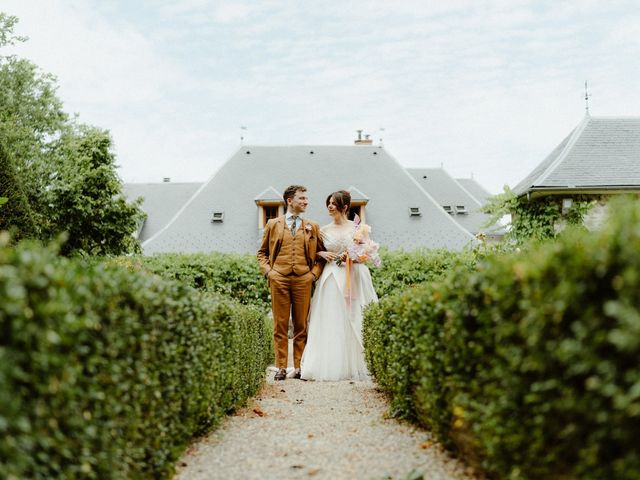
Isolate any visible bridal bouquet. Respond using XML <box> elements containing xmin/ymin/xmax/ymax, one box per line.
<box><xmin>337</xmin><ymin>216</ymin><xmax>382</xmax><ymax>268</ymax></box>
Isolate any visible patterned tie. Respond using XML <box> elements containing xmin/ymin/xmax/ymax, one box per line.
<box><xmin>290</xmin><ymin>215</ymin><xmax>299</xmax><ymax>236</ymax></box>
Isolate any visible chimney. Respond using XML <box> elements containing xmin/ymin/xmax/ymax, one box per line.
<box><xmin>354</xmin><ymin>130</ymin><xmax>373</xmax><ymax>145</ymax></box>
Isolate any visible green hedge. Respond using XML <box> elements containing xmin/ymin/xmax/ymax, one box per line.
<box><xmin>370</xmin><ymin>248</ymin><xmax>474</xmax><ymax>298</ymax></box>
<box><xmin>132</xmin><ymin>249</ymin><xmax>472</xmax><ymax>311</ymax></box>
<box><xmin>135</xmin><ymin>252</ymin><xmax>271</xmax><ymax>310</ymax></box>
<box><xmin>0</xmin><ymin>237</ymin><xmax>273</xmax><ymax>479</ymax></box>
<box><xmin>364</xmin><ymin>197</ymin><xmax>640</xmax><ymax>479</ymax></box>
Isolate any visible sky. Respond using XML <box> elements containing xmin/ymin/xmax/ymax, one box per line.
<box><xmin>2</xmin><ymin>0</ymin><xmax>640</xmax><ymax>194</ymax></box>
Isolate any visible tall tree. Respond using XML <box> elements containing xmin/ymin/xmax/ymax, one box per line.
<box><xmin>46</xmin><ymin>125</ymin><xmax>145</xmax><ymax>256</ymax></box>
<box><xmin>0</xmin><ymin>13</ymin><xmax>68</xmax><ymax>233</ymax></box>
<box><xmin>0</xmin><ymin>13</ymin><xmax>144</xmax><ymax>255</ymax></box>
<box><xmin>0</xmin><ymin>140</ymin><xmax>37</xmax><ymax>240</ymax></box>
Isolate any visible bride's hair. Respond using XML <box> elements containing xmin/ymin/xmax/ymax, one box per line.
<box><xmin>326</xmin><ymin>190</ymin><xmax>351</xmax><ymax>215</ymax></box>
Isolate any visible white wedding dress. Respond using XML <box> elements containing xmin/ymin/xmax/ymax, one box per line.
<box><xmin>300</xmin><ymin>224</ymin><xmax>378</xmax><ymax>381</ymax></box>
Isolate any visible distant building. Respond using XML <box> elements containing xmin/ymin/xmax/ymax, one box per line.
<box><xmin>124</xmin><ymin>181</ymin><xmax>201</xmax><ymax>244</ymax></box>
<box><xmin>514</xmin><ymin>115</ymin><xmax>640</xmax><ymax>198</ymax></box>
<box><xmin>125</xmin><ymin>144</ymin><xmax>498</xmax><ymax>254</ymax></box>
<box><xmin>456</xmin><ymin>177</ymin><xmax>492</xmax><ymax>204</ymax></box>
<box><xmin>513</xmin><ymin>114</ymin><xmax>640</xmax><ymax>229</ymax></box>
<box><xmin>407</xmin><ymin>168</ymin><xmax>501</xmax><ymax>240</ymax></box>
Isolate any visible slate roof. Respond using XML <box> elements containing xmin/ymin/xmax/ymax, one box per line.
<box><xmin>254</xmin><ymin>186</ymin><xmax>282</xmax><ymax>203</ymax></box>
<box><xmin>123</xmin><ymin>182</ymin><xmax>202</xmax><ymax>242</ymax></box>
<box><xmin>407</xmin><ymin>168</ymin><xmax>493</xmax><ymax>235</ymax></box>
<box><xmin>514</xmin><ymin>115</ymin><xmax>640</xmax><ymax>196</ymax></box>
<box><xmin>140</xmin><ymin>145</ymin><xmax>476</xmax><ymax>254</ymax></box>
<box><xmin>456</xmin><ymin>178</ymin><xmax>492</xmax><ymax>204</ymax></box>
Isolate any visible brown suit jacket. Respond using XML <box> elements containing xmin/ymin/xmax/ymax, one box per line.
<box><xmin>257</xmin><ymin>215</ymin><xmax>325</xmax><ymax>279</ymax></box>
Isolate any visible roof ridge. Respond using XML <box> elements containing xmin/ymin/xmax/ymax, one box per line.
<box><xmin>407</xmin><ymin>167</ymin><xmax>484</xmax><ymax>206</ymax></box>
<box><xmin>449</xmin><ymin>175</ymin><xmax>483</xmax><ymax>207</ymax></box>
<box><xmin>534</xmin><ymin>115</ymin><xmax>591</xmax><ymax>187</ymax></box>
<box><xmin>125</xmin><ymin>181</ymin><xmax>203</xmax><ymax>186</ymax></box>
<box><xmin>456</xmin><ymin>177</ymin><xmax>491</xmax><ymax>196</ymax></box>
<box><xmin>239</xmin><ymin>144</ymin><xmax>383</xmax><ymax>148</ymax></box>
<box><xmin>586</xmin><ymin>115</ymin><xmax>640</xmax><ymax>120</ymax></box>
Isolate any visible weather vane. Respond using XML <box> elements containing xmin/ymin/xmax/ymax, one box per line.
<box><xmin>584</xmin><ymin>81</ymin><xmax>591</xmax><ymax>114</ymax></box>
<box><xmin>240</xmin><ymin>126</ymin><xmax>247</xmax><ymax>144</ymax></box>
<box><xmin>379</xmin><ymin>127</ymin><xmax>385</xmax><ymax>146</ymax></box>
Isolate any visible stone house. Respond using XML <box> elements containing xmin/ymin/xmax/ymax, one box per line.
<box><xmin>124</xmin><ymin>144</ymin><xmax>496</xmax><ymax>254</ymax></box>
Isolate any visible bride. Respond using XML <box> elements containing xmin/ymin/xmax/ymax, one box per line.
<box><xmin>301</xmin><ymin>190</ymin><xmax>379</xmax><ymax>381</ymax></box>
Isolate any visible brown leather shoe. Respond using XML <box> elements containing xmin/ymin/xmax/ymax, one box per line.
<box><xmin>274</xmin><ymin>368</ymin><xmax>287</xmax><ymax>381</ymax></box>
<box><xmin>292</xmin><ymin>368</ymin><xmax>301</xmax><ymax>379</ymax></box>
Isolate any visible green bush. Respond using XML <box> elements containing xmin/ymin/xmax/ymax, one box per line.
<box><xmin>128</xmin><ymin>249</ymin><xmax>472</xmax><ymax>316</ymax></box>
<box><xmin>370</xmin><ymin>248</ymin><xmax>473</xmax><ymax>298</ymax></box>
<box><xmin>0</xmin><ymin>236</ymin><xmax>273</xmax><ymax>479</ymax></box>
<box><xmin>364</xmin><ymin>197</ymin><xmax>640</xmax><ymax>479</ymax></box>
<box><xmin>137</xmin><ymin>252</ymin><xmax>272</xmax><ymax>310</ymax></box>
<box><xmin>364</xmin><ymin>248</ymin><xmax>477</xmax><ymax>420</ymax></box>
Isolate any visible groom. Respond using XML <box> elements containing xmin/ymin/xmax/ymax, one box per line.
<box><xmin>257</xmin><ymin>185</ymin><xmax>325</xmax><ymax>381</ymax></box>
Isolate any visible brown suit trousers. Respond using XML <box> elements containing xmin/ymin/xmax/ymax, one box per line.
<box><xmin>268</xmin><ymin>269</ymin><xmax>314</xmax><ymax>368</ymax></box>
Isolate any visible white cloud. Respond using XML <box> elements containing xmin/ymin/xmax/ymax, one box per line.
<box><xmin>1</xmin><ymin>0</ymin><xmax>639</xmax><ymax>193</ymax></box>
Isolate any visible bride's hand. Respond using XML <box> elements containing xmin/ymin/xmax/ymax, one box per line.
<box><xmin>319</xmin><ymin>251</ymin><xmax>338</xmax><ymax>262</ymax></box>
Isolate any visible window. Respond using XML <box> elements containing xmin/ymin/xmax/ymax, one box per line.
<box><xmin>348</xmin><ymin>205</ymin><xmax>361</xmax><ymax>221</ymax></box>
<box><xmin>255</xmin><ymin>187</ymin><xmax>285</xmax><ymax>228</ymax></box>
<box><xmin>348</xmin><ymin>202</ymin><xmax>367</xmax><ymax>222</ymax></box>
<box><xmin>257</xmin><ymin>203</ymin><xmax>285</xmax><ymax>228</ymax></box>
<box><xmin>344</xmin><ymin>187</ymin><xmax>369</xmax><ymax>223</ymax></box>
<box><xmin>264</xmin><ymin>205</ymin><xmax>279</xmax><ymax>222</ymax></box>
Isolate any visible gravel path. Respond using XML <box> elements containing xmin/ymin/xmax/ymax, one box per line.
<box><xmin>174</xmin><ymin>367</ymin><xmax>475</xmax><ymax>480</ymax></box>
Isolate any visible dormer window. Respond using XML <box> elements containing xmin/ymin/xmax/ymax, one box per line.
<box><xmin>346</xmin><ymin>186</ymin><xmax>370</xmax><ymax>223</ymax></box>
<box><xmin>409</xmin><ymin>207</ymin><xmax>422</xmax><ymax>217</ymax></box>
<box><xmin>255</xmin><ymin>187</ymin><xmax>286</xmax><ymax>228</ymax></box>
<box><xmin>211</xmin><ymin>211</ymin><xmax>224</xmax><ymax>223</ymax></box>
<box><xmin>455</xmin><ymin>205</ymin><xmax>467</xmax><ymax>215</ymax></box>
<box><xmin>256</xmin><ymin>202</ymin><xmax>284</xmax><ymax>228</ymax></box>
<box><xmin>443</xmin><ymin>205</ymin><xmax>453</xmax><ymax>214</ymax></box>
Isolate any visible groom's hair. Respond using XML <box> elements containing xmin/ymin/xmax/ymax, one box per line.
<box><xmin>326</xmin><ymin>190</ymin><xmax>351</xmax><ymax>214</ymax></box>
<box><xmin>283</xmin><ymin>185</ymin><xmax>307</xmax><ymax>204</ymax></box>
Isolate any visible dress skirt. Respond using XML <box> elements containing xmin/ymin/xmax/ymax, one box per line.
<box><xmin>300</xmin><ymin>261</ymin><xmax>378</xmax><ymax>381</ymax></box>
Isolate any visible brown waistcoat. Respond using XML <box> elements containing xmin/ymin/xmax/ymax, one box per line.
<box><xmin>272</xmin><ymin>226</ymin><xmax>310</xmax><ymax>276</ymax></box>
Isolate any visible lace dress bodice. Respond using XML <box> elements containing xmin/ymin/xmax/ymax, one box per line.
<box><xmin>321</xmin><ymin>225</ymin><xmax>355</xmax><ymax>254</ymax></box>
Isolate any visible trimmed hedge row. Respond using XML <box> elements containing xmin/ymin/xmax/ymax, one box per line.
<box><xmin>0</xmin><ymin>237</ymin><xmax>273</xmax><ymax>479</ymax></box>
<box><xmin>369</xmin><ymin>248</ymin><xmax>475</xmax><ymax>298</ymax></box>
<box><xmin>135</xmin><ymin>252</ymin><xmax>271</xmax><ymax>310</ymax></box>
<box><xmin>133</xmin><ymin>249</ymin><xmax>473</xmax><ymax>311</ymax></box>
<box><xmin>364</xmin><ymin>197</ymin><xmax>640</xmax><ymax>479</ymax></box>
